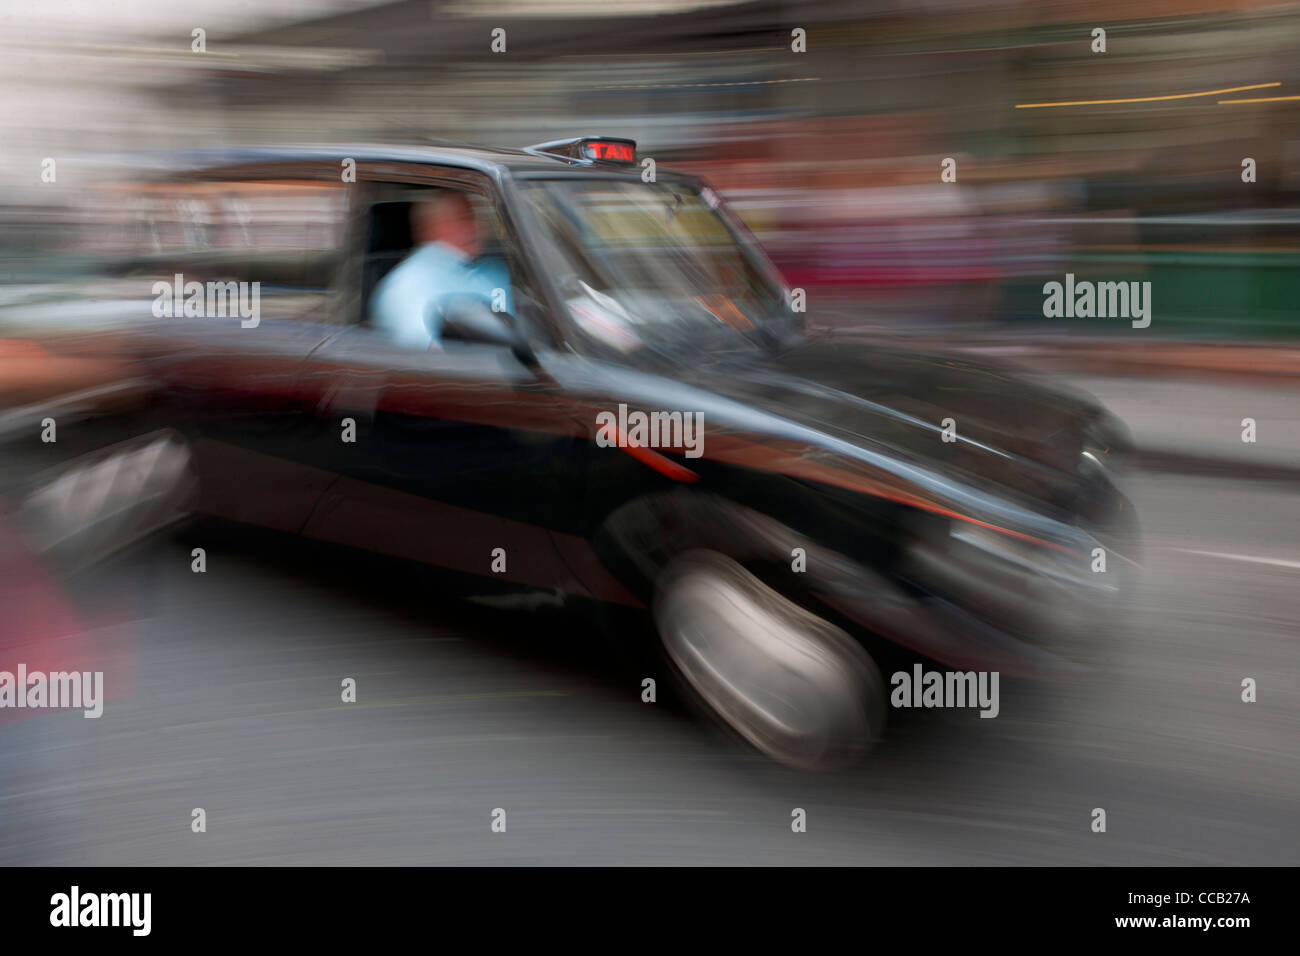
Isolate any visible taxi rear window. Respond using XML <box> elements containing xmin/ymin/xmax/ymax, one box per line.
<box><xmin>78</xmin><ymin>179</ymin><xmax>348</xmax><ymax>257</ymax></box>
<box><xmin>73</xmin><ymin>177</ymin><xmax>350</xmax><ymax>290</ymax></box>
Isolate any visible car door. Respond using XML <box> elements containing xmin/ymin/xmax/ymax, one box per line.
<box><xmin>128</xmin><ymin>167</ymin><xmax>353</xmax><ymax>532</ymax></box>
<box><xmin>295</xmin><ymin>168</ymin><xmax>592</xmax><ymax>592</ymax></box>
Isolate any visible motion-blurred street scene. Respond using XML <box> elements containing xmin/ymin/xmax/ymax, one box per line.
<box><xmin>1</xmin><ymin>0</ymin><xmax>1297</xmax><ymax>866</ymax></box>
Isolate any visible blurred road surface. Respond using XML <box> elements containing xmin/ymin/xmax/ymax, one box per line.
<box><xmin>1</xmin><ymin>381</ymin><xmax>1297</xmax><ymax>866</ymax></box>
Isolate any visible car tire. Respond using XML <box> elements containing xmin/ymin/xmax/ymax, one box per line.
<box><xmin>653</xmin><ymin>549</ymin><xmax>886</xmax><ymax>771</ymax></box>
<box><xmin>17</xmin><ymin>428</ymin><xmax>198</xmax><ymax>572</ymax></box>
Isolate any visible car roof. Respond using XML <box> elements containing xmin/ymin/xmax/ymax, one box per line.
<box><xmin>104</xmin><ymin>143</ymin><xmax>649</xmax><ymax>178</ymax></box>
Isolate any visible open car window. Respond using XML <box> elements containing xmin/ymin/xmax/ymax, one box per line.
<box><xmin>358</xmin><ymin>180</ymin><xmax>547</xmax><ymax>351</ymax></box>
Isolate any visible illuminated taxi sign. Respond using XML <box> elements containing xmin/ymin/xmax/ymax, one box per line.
<box><xmin>525</xmin><ymin>137</ymin><xmax>637</xmax><ymax>166</ymax></box>
<box><xmin>581</xmin><ymin>140</ymin><xmax>635</xmax><ymax>163</ymax></box>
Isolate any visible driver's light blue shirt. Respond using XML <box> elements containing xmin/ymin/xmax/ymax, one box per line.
<box><xmin>370</xmin><ymin>240</ymin><xmax>513</xmax><ymax>349</ymax></box>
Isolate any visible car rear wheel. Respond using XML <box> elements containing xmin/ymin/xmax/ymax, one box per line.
<box><xmin>18</xmin><ymin>429</ymin><xmax>198</xmax><ymax>572</ymax></box>
<box><xmin>653</xmin><ymin>550</ymin><xmax>886</xmax><ymax>771</ymax></box>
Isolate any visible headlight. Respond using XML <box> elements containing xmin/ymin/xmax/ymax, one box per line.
<box><xmin>905</xmin><ymin>519</ymin><xmax>1119</xmax><ymax>652</ymax></box>
<box><xmin>1082</xmin><ymin>412</ymin><xmax>1134</xmax><ymax>475</ymax></box>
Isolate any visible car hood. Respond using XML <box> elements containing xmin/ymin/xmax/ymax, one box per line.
<box><xmin>669</xmin><ymin>334</ymin><xmax>1122</xmax><ymax>516</ymax></box>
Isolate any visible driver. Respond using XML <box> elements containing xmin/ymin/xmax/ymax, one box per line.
<box><xmin>370</xmin><ymin>190</ymin><xmax>513</xmax><ymax>350</ymax></box>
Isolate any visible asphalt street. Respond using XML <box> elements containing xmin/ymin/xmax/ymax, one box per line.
<box><xmin>1</xmin><ymin>386</ymin><xmax>1297</xmax><ymax>866</ymax></box>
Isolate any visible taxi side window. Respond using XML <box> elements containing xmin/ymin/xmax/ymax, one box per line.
<box><xmin>82</xmin><ymin>174</ymin><xmax>348</xmax><ymax>298</ymax></box>
<box><xmin>358</xmin><ymin>183</ymin><xmax>542</xmax><ymax>342</ymax></box>
<box><xmin>360</xmin><ymin>186</ymin><xmax>509</xmax><ymax>324</ymax></box>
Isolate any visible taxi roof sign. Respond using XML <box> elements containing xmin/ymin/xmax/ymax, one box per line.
<box><xmin>525</xmin><ymin>137</ymin><xmax>637</xmax><ymax>166</ymax></box>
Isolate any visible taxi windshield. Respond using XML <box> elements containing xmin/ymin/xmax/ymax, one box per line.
<box><xmin>519</xmin><ymin>178</ymin><xmax>785</xmax><ymax>353</ymax></box>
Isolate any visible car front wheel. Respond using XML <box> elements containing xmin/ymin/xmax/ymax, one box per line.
<box><xmin>653</xmin><ymin>550</ymin><xmax>886</xmax><ymax>771</ymax></box>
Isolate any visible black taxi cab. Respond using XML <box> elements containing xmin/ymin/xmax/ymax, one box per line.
<box><xmin>4</xmin><ymin>136</ymin><xmax>1140</xmax><ymax>770</ymax></box>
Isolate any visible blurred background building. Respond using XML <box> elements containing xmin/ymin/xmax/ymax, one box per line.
<box><xmin>3</xmin><ymin>0</ymin><xmax>1299</xmax><ymax>332</ymax></box>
